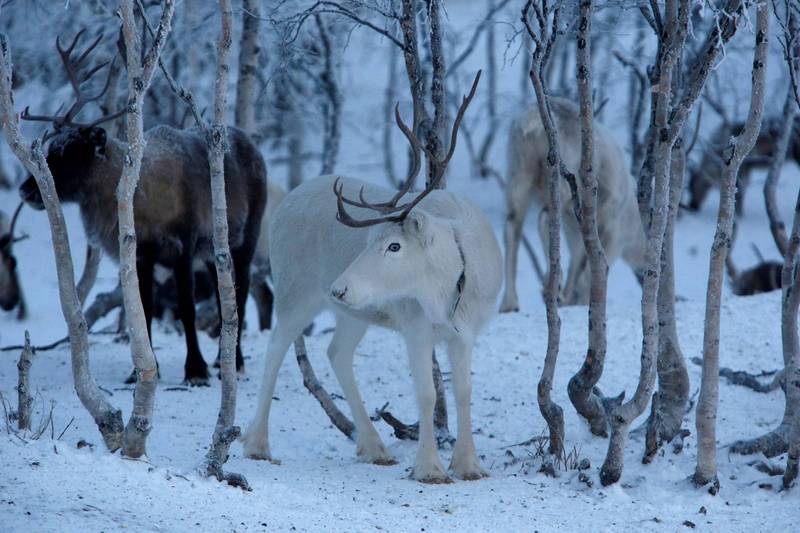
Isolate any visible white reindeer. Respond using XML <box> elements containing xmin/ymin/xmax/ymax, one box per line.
<box><xmin>242</xmin><ymin>82</ymin><xmax>501</xmax><ymax>483</ymax></box>
<box><xmin>500</xmin><ymin>97</ymin><xmax>646</xmax><ymax>310</ymax></box>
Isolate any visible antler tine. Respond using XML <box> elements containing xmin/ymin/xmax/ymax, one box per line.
<box><xmin>20</xmin><ymin>106</ymin><xmax>61</xmax><ymax>123</ymax></box>
<box><xmin>73</xmin><ymin>33</ymin><xmax>104</xmax><ymax>71</ymax></box>
<box><xmin>437</xmin><ymin>70</ymin><xmax>481</xmax><ymax>181</ymax></box>
<box><xmin>395</xmin><ymin>70</ymin><xmax>482</xmax><ymax>219</ymax></box>
<box><xmin>333</xmin><ymin>178</ymin><xmax>403</xmax><ymax>228</ymax></box>
<box><xmin>3</xmin><ymin>201</ymin><xmax>25</xmax><ymax>250</ymax></box>
<box><xmin>56</xmin><ymin>28</ymin><xmax>87</xmax><ymax>58</ymax></box>
<box><xmin>81</xmin><ymin>108</ymin><xmax>128</xmax><ymax>130</ymax></box>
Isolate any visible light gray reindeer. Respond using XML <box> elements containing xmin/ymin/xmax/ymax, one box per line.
<box><xmin>0</xmin><ymin>201</ymin><xmax>26</xmax><ymax>318</ymax></box>
<box><xmin>242</xmin><ymin>78</ymin><xmax>502</xmax><ymax>483</ymax></box>
<box><xmin>500</xmin><ymin>97</ymin><xmax>646</xmax><ymax>310</ymax></box>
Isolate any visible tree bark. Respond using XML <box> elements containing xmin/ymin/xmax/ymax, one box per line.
<box><xmin>234</xmin><ymin>0</ymin><xmax>260</xmax><ymax>136</ymax></box>
<box><xmin>644</xmin><ymin>140</ymin><xmax>690</xmax><ymax>463</ymax></box>
<box><xmin>694</xmin><ymin>2</ymin><xmax>768</xmax><ymax>487</ymax></box>
<box><xmin>0</xmin><ymin>35</ymin><xmax>124</xmax><ymax>451</ymax></box>
<box><xmin>119</xmin><ymin>0</ymin><xmax>175</xmax><ymax>459</ymax></box>
<box><xmin>523</xmin><ymin>0</ymin><xmax>566</xmax><ymax>457</ymax></box>
<box><xmin>316</xmin><ymin>14</ymin><xmax>341</xmax><ymax>175</ymax></box>
<box><xmin>567</xmin><ymin>0</ymin><xmax>610</xmax><ymax>440</ymax></box>
<box><xmin>763</xmin><ymin>86</ymin><xmax>797</xmax><ymax>258</ymax></box>
<box><xmin>16</xmin><ymin>331</ymin><xmax>32</xmax><ymax>431</ymax></box>
<box><xmin>781</xmin><ymin>191</ymin><xmax>800</xmax><ymax>488</ymax></box>
<box><xmin>76</xmin><ymin>245</ymin><xmax>102</xmax><ymax>307</ymax></box>
<box><xmin>202</xmin><ymin>0</ymin><xmax>249</xmax><ymax>491</ymax></box>
<box><xmin>599</xmin><ymin>0</ymin><xmax>688</xmax><ymax>487</ymax></box>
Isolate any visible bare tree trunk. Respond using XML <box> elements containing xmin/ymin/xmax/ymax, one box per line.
<box><xmin>316</xmin><ymin>14</ymin><xmax>341</xmax><ymax>175</ymax></box>
<box><xmin>235</xmin><ymin>0</ymin><xmax>260</xmax><ymax>136</ymax></box>
<box><xmin>781</xmin><ymin>190</ymin><xmax>800</xmax><ymax>488</ymax></box>
<box><xmin>567</xmin><ymin>0</ymin><xmax>610</xmax><ymax>439</ymax></box>
<box><xmin>76</xmin><ymin>245</ymin><xmax>102</xmax><ymax>307</ymax></box>
<box><xmin>16</xmin><ymin>331</ymin><xmax>32</xmax><ymax>431</ymax></box>
<box><xmin>694</xmin><ymin>2</ymin><xmax>768</xmax><ymax>487</ymax></box>
<box><xmin>763</xmin><ymin>86</ymin><xmax>797</xmax><ymax>258</ymax></box>
<box><xmin>523</xmin><ymin>0</ymin><xmax>566</xmax><ymax>458</ymax></box>
<box><xmin>599</xmin><ymin>0</ymin><xmax>688</xmax><ymax>487</ymax></box>
<box><xmin>119</xmin><ymin>0</ymin><xmax>175</xmax><ymax>459</ymax></box>
<box><xmin>295</xmin><ymin>336</ymin><xmax>355</xmax><ymax>438</ymax></box>
<box><xmin>644</xmin><ymin>141</ymin><xmax>690</xmax><ymax>462</ymax></box>
<box><xmin>287</xmin><ymin>112</ymin><xmax>304</xmax><ymax>190</ymax></box>
<box><xmin>0</xmin><ymin>36</ymin><xmax>124</xmax><ymax>451</ymax></box>
<box><xmin>383</xmin><ymin>43</ymin><xmax>399</xmax><ymax>187</ymax></box>
<box><xmin>202</xmin><ymin>0</ymin><xmax>249</xmax><ymax>490</ymax></box>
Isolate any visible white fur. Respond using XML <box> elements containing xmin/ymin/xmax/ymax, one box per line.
<box><xmin>253</xmin><ymin>180</ymin><xmax>286</xmax><ymax>269</ymax></box>
<box><xmin>241</xmin><ymin>175</ymin><xmax>502</xmax><ymax>483</ymax></box>
<box><xmin>500</xmin><ymin>98</ymin><xmax>647</xmax><ymax>309</ymax></box>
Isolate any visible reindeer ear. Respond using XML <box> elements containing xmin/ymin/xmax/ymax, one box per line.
<box><xmin>406</xmin><ymin>211</ymin><xmax>434</xmax><ymax>248</ymax></box>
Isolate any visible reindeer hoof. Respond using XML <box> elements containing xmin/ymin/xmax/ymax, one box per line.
<box><xmin>123</xmin><ymin>369</ymin><xmax>136</xmax><ymax>384</ymax></box>
<box><xmin>416</xmin><ymin>473</ymin><xmax>454</xmax><ymax>484</ymax></box>
<box><xmin>412</xmin><ymin>464</ymin><xmax>452</xmax><ymax>484</ymax></box>
<box><xmin>498</xmin><ymin>299</ymin><xmax>519</xmax><ymax>313</ymax></box>
<box><xmin>451</xmin><ymin>465</ymin><xmax>489</xmax><ymax>481</ymax></box>
<box><xmin>183</xmin><ymin>376</ymin><xmax>210</xmax><ymax>387</ymax></box>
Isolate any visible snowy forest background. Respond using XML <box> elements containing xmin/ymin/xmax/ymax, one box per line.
<box><xmin>0</xmin><ymin>0</ymin><xmax>799</xmax><ymax>531</ymax></box>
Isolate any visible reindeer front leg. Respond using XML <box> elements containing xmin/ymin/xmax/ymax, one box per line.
<box><xmin>405</xmin><ymin>330</ymin><xmax>451</xmax><ymax>483</ymax></box>
<box><xmin>447</xmin><ymin>336</ymin><xmax>487</xmax><ymax>480</ymax></box>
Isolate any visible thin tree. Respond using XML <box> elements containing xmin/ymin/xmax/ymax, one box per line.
<box><xmin>0</xmin><ymin>31</ymin><xmax>124</xmax><ymax>451</ymax></box>
<box><xmin>779</xmin><ymin>186</ymin><xmax>800</xmax><ymax>488</ymax></box>
<box><xmin>203</xmin><ymin>0</ymin><xmax>250</xmax><ymax>490</ymax></box>
<box><xmin>694</xmin><ymin>0</ymin><xmax>768</xmax><ymax>488</ymax></box>
<box><xmin>731</xmin><ymin>1</ymin><xmax>800</xmax><ymax>459</ymax></box>
<box><xmin>566</xmin><ymin>0</ymin><xmax>611</xmax><ymax>441</ymax></box>
<box><xmin>599</xmin><ymin>0</ymin><xmax>690</xmax><ymax>486</ymax></box>
<box><xmin>118</xmin><ymin>0</ymin><xmax>175</xmax><ymax>458</ymax></box>
<box><xmin>235</xmin><ymin>0</ymin><xmax>261</xmax><ymax>136</ymax></box>
<box><xmin>522</xmin><ymin>0</ymin><xmax>566</xmax><ymax>458</ymax></box>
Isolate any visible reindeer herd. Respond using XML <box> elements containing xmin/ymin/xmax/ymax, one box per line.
<box><xmin>0</xmin><ymin>29</ymin><xmax>797</xmax><ymax>485</ymax></box>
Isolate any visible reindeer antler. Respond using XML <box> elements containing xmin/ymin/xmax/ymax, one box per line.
<box><xmin>0</xmin><ymin>202</ymin><xmax>27</xmax><ymax>250</ymax></box>
<box><xmin>20</xmin><ymin>29</ymin><xmax>126</xmax><ymax>138</ymax></box>
<box><xmin>334</xmin><ymin>70</ymin><xmax>481</xmax><ymax>228</ymax></box>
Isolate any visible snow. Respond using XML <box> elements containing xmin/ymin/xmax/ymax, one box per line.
<box><xmin>1</xmin><ymin>3</ymin><xmax>799</xmax><ymax>532</ymax></box>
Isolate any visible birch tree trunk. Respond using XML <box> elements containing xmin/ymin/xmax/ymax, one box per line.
<box><xmin>763</xmin><ymin>86</ymin><xmax>797</xmax><ymax>258</ymax></box>
<box><xmin>316</xmin><ymin>14</ymin><xmax>341</xmax><ymax>175</ymax></box>
<box><xmin>567</xmin><ymin>0</ymin><xmax>611</xmax><ymax>440</ymax></box>
<box><xmin>731</xmin><ymin>1</ymin><xmax>800</xmax><ymax>463</ymax></box>
<box><xmin>523</xmin><ymin>0</ymin><xmax>566</xmax><ymax>457</ymax></box>
<box><xmin>694</xmin><ymin>2</ymin><xmax>768</xmax><ymax>487</ymax></box>
<box><xmin>203</xmin><ymin>0</ymin><xmax>249</xmax><ymax>490</ymax></box>
<box><xmin>644</xmin><ymin>141</ymin><xmax>690</xmax><ymax>462</ymax></box>
<box><xmin>16</xmin><ymin>331</ymin><xmax>32</xmax><ymax>431</ymax></box>
<box><xmin>234</xmin><ymin>0</ymin><xmax>260</xmax><ymax>136</ymax></box>
<box><xmin>119</xmin><ymin>0</ymin><xmax>175</xmax><ymax>459</ymax></box>
<box><xmin>0</xmin><ymin>34</ymin><xmax>124</xmax><ymax>451</ymax></box>
<box><xmin>781</xmin><ymin>189</ymin><xmax>800</xmax><ymax>488</ymax></box>
<box><xmin>76</xmin><ymin>244</ymin><xmax>102</xmax><ymax>307</ymax></box>
<box><xmin>599</xmin><ymin>0</ymin><xmax>688</xmax><ymax>487</ymax></box>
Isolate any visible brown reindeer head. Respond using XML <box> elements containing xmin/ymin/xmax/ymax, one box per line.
<box><xmin>18</xmin><ymin>30</ymin><xmax>123</xmax><ymax>210</ymax></box>
<box><xmin>0</xmin><ymin>202</ymin><xmax>26</xmax><ymax>312</ymax></box>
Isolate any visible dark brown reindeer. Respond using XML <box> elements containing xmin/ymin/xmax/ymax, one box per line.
<box><xmin>687</xmin><ymin>116</ymin><xmax>800</xmax><ymax>214</ymax></box>
<box><xmin>0</xmin><ymin>201</ymin><xmax>27</xmax><ymax>319</ymax></box>
<box><xmin>19</xmin><ymin>31</ymin><xmax>266</xmax><ymax>385</ymax></box>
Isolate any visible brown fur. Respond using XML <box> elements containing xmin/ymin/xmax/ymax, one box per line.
<box><xmin>20</xmin><ymin>124</ymin><xmax>266</xmax><ymax>384</ymax></box>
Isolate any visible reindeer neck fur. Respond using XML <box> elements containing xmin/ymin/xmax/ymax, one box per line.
<box><xmin>76</xmin><ymin>137</ymin><xmax>127</xmax><ymax>259</ymax></box>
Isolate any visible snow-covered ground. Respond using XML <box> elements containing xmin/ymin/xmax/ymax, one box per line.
<box><xmin>1</xmin><ymin>3</ymin><xmax>799</xmax><ymax>532</ymax></box>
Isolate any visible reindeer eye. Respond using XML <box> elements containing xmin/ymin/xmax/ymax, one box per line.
<box><xmin>387</xmin><ymin>242</ymin><xmax>401</xmax><ymax>253</ymax></box>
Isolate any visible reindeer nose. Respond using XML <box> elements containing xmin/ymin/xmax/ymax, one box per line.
<box><xmin>332</xmin><ymin>286</ymin><xmax>348</xmax><ymax>301</ymax></box>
